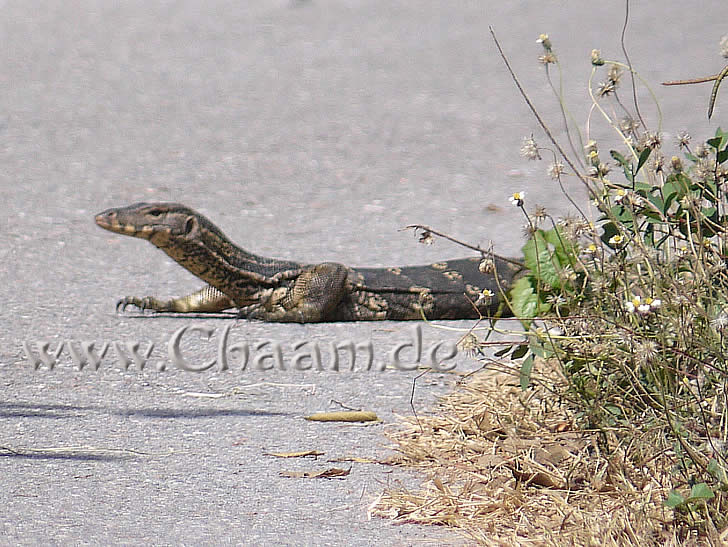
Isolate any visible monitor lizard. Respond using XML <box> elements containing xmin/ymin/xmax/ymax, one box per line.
<box><xmin>95</xmin><ymin>202</ymin><xmax>524</xmax><ymax>322</ymax></box>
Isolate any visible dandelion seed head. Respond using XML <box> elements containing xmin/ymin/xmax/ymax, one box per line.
<box><xmin>651</xmin><ymin>153</ymin><xmax>665</xmax><ymax>174</ymax></box>
<box><xmin>458</xmin><ymin>333</ymin><xmax>481</xmax><ymax>357</ymax></box>
<box><xmin>533</xmin><ymin>205</ymin><xmax>548</xmax><ymax>223</ymax></box>
<box><xmin>720</xmin><ymin>34</ymin><xmax>728</xmax><ymax>58</ymax></box>
<box><xmin>519</xmin><ymin>136</ymin><xmax>541</xmax><ymax>160</ymax></box>
<box><xmin>634</xmin><ymin>339</ymin><xmax>659</xmax><ymax>366</ymax></box>
<box><xmin>607</xmin><ymin>65</ymin><xmax>622</xmax><ymax>86</ymax></box>
<box><xmin>479</xmin><ymin>257</ymin><xmax>495</xmax><ymax>274</ymax></box>
<box><xmin>561</xmin><ymin>265</ymin><xmax>577</xmax><ymax>282</ymax></box>
<box><xmin>548</xmin><ymin>161</ymin><xmax>565</xmax><ymax>180</ymax></box>
<box><xmin>590</xmin><ymin>49</ymin><xmax>604</xmax><ymax>66</ymax></box>
<box><xmin>711</xmin><ymin>310</ymin><xmax>728</xmax><ymax>331</ymax></box>
<box><xmin>676</xmin><ymin>130</ymin><xmax>691</xmax><ymax>149</ymax></box>
<box><xmin>619</xmin><ymin>117</ymin><xmax>639</xmax><ymax>134</ymax></box>
<box><xmin>639</xmin><ymin>131</ymin><xmax>663</xmax><ymax>150</ymax></box>
<box><xmin>546</xmin><ymin>293</ymin><xmax>567</xmax><ymax>306</ymax></box>
<box><xmin>597</xmin><ymin>80</ymin><xmax>616</xmax><ymax>97</ymax></box>
<box><xmin>521</xmin><ymin>223</ymin><xmax>537</xmax><ymax>239</ymax></box>
<box><xmin>695</xmin><ymin>143</ymin><xmax>710</xmax><ymax>158</ymax></box>
<box><xmin>539</xmin><ymin>53</ymin><xmax>557</xmax><ymax>65</ymax></box>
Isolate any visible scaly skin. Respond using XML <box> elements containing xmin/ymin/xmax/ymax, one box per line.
<box><xmin>95</xmin><ymin>202</ymin><xmax>524</xmax><ymax>322</ymax></box>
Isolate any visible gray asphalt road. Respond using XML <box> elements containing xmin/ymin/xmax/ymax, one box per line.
<box><xmin>1</xmin><ymin>1</ymin><xmax>725</xmax><ymax>544</ymax></box>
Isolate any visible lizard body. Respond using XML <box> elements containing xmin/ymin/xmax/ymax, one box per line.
<box><xmin>95</xmin><ymin>202</ymin><xmax>523</xmax><ymax>322</ymax></box>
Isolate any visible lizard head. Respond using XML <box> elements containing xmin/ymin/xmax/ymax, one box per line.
<box><xmin>95</xmin><ymin>202</ymin><xmax>208</xmax><ymax>247</ymax></box>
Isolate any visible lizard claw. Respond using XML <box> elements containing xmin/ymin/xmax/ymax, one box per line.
<box><xmin>116</xmin><ymin>297</ymin><xmax>151</xmax><ymax>313</ymax></box>
<box><xmin>238</xmin><ymin>305</ymin><xmax>266</xmax><ymax>321</ymax></box>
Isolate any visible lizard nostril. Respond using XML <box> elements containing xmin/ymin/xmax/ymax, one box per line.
<box><xmin>95</xmin><ymin>210</ymin><xmax>117</xmax><ymax>227</ymax></box>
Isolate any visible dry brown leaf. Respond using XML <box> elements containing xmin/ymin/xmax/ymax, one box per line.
<box><xmin>305</xmin><ymin>411</ymin><xmax>379</xmax><ymax>423</ymax></box>
<box><xmin>279</xmin><ymin>467</ymin><xmax>351</xmax><ymax>479</ymax></box>
<box><xmin>475</xmin><ymin>454</ymin><xmax>506</xmax><ymax>468</ymax></box>
<box><xmin>265</xmin><ymin>450</ymin><xmax>324</xmax><ymax>459</ymax></box>
<box><xmin>509</xmin><ymin>462</ymin><xmax>565</xmax><ymax>489</ymax></box>
<box><xmin>328</xmin><ymin>456</ymin><xmax>378</xmax><ymax>464</ymax></box>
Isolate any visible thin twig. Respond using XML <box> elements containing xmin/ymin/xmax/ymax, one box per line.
<box><xmin>489</xmin><ymin>26</ymin><xmax>595</xmax><ymax>215</ymax></box>
<box><xmin>620</xmin><ymin>0</ymin><xmax>646</xmax><ymax>129</ymax></box>
<box><xmin>404</xmin><ymin>224</ymin><xmax>525</xmax><ymax>268</ymax></box>
<box><xmin>662</xmin><ymin>76</ymin><xmax>722</xmax><ymax>86</ymax></box>
<box><xmin>662</xmin><ymin>65</ymin><xmax>728</xmax><ymax>119</ymax></box>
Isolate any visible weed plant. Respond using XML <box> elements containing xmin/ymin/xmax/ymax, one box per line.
<box><xmin>488</xmin><ymin>32</ymin><xmax>728</xmax><ymax>536</ymax></box>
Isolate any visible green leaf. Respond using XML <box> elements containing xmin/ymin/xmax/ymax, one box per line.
<box><xmin>707</xmin><ymin>127</ymin><xmax>727</xmax><ymax>149</ymax></box>
<box><xmin>529</xmin><ymin>340</ymin><xmax>546</xmax><ymax>358</ymax></box>
<box><xmin>687</xmin><ymin>483</ymin><xmax>714</xmax><ymax>501</ymax></box>
<box><xmin>717</xmin><ymin>147</ymin><xmax>728</xmax><ymax>164</ymax></box>
<box><xmin>635</xmin><ymin>147</ymin><xmax>651</xmax><ymax>176</ymax></box>
<box><xmin>610</xmin><ymin>149</ymin><xmax>628</xmax><ymax>166</ymax></box>
<box><xmin>519</xmin><ymin>354</ymin><xmax>534</xmax><ymax>391</ymax></box>
<box><xmin>604</xmin><ymin>404</ymin><xmax>622</xmax><ymax>417</ymax></box>
<box><xmin>633</xmin><ymin>180</ymin><xmax>652</xmax><ymax>193</ymax></box>
<box><xmin>544</xmin><ymin>227</ymin><xmax>578</xmax><ymax>269</ymax></box>
<box><xmin>610</xmin><ymin>149</ymin><xmax>633</xmax><ymax>183</ymax></box>
<box><xmin>707</xmin><ymin>459</ymin><xmax>728</xmax><ymax>482</ymax></box>
<box><xmin>665</xmin><ymin>490</ymin><xmax>685</xmax><ymax>508</ymax></box>
<box><xmin>522</xmin><ymin>230</ymin><xmax>561</xmax><ymax>289</ymax></box>
<box><xmin>707</xmin><ymin>136</ymin><xmax>722</xmax><ymax>150</ymax></box>
<box><xmin>510</xmin><ymin>276</ymin><xmax>540</xmax><ymax>322</ymax></box>
<box><xmin>511</xmin><ymin>343</ymin><xmax>529</xmax><ymax>360</ymax></box>
<box><xmin>530</xmin><ymin>335</ymin><xmax>557</xmax><ymax>359</ymax></box>
<box><xmin>661</xmin><ymin>178</ymin><xmax>680</xmax><ymax>210</ymax></box>
<box><xmin>493</xmin><ymin>345</ymin><xmax>513</xmax><ymax>358</ymax></box>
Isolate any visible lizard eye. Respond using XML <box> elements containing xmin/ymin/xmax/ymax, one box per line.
<box><xmin>184</xmin><ymin>217</ymin><xmax>196</xmax><ymax>235</ymax></box>
<box><xmin>146</xmin><ymin>208</ymin><xmax>164</xmax><ymax>217</ymax></box>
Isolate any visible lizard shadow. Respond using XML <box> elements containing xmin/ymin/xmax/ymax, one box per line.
<box><xmin>0</xmin><ymin>401</ymin><xmax>292</xmax><ymax>419</ymax></box>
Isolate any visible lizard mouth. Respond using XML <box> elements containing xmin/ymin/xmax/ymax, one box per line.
<box><xmin>95</xmin><ymin>210</ymin><xmax>124</xmax><ymax>232</ymax></box>
<box><xmin>95</xmin><ymin>210</ymin><xmax>153</xmax><ymax>239</ymax></box>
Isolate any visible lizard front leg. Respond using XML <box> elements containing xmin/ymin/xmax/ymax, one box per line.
<box><xmin>117</xmin><ymin>285</ymin><xmax>235</xmax><ymax>313</ymax></box>
<box><xmin>241</xmin><ymin>263</ymin><xmax>349</xmax><ymax>323</ymax></box>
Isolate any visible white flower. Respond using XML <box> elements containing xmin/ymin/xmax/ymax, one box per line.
<box><xmin>509</xmin><ymin>191</ymin><xmax>525</xmax><ymax>206</ymax></box>
<box><xmin>536</xmin><ymin>34</ymin><xmax>552</xmax><ymax>49</ymax></box>
<box><xmin>609</xmin><ymin>234</ymin><xmax>624</xmax><ymax>247</ymax></box>
<box><xmin>626</xmin><ymin>295</ymin><xmax>661</xmax><ymax>315</ymax></box>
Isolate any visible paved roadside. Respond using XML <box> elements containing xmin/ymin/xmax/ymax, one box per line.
<box><xmin>0</xmin><ymin>1</ymin><xmax>722</xmax><ymax>544</ymax></box>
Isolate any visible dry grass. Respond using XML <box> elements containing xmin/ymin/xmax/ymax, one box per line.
<box><xmin>371</xmin><ymin>360</ymin><xmax>728</xmax><ymax>545</ymax></box>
